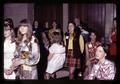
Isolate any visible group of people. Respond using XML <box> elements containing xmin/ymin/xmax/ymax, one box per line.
<box><xmin>4</xmin><ymin>17</ymin><xmax>116</xmax><ymax>80</ymax></box>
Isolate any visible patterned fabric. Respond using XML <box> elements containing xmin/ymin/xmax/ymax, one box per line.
<box><xmin>84</xmin><ymin>59</ymin><xmax>116</xmax><ymax>80</ymax></box>
<box><xmin>14</xmin><ymin>37</ymin><xmax>40</xmax><ymax>79</ymax></box>
<box><xmin>87</xmin><ymin>42</ymin><xmax>100</xmax><ymax>64</ymax></box>
<box><xmin>84</xmin><ymin>42</ymin><xmax>100</xmax><ymax>76</ymax></box>
<box><xmin>87</xmin><ymin>42</ymin><xmax>99</xmax><ymax>58</ymax></box>
<box><xmin>64</xmin><ymin>49</ymin><xmax>80</xmax><ymax>68</ymax></box>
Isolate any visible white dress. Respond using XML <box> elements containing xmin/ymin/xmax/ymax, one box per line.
<box><xmin>4</xmin><ymin>40</ymin><xmax>16</xmax><ymax>79</ymax></box>
<box><xmin>46</xmin><ymin>43</ymin><xmax>66</xmax><ymax>74</ymax></box>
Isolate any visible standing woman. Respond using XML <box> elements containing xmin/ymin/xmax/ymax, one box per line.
<box><xmin>109</xmin><ymin>18</ymin><xmax>116</xmax><ymax>62</ymax></box>
<box><xmin>84</xmin><ymin>31</ymin><xmax>101</xmax><ymax>77</ymax></box>
<box><xmin>64</xmin><ymin>22</ymin><xmax>84</xmax><ymax>79</ymax></box>
<box><xmin>4</xmin><ymin>18</ymin><xmax>16</xmax><ymax>79</ymax></box>
<box><xmin>11</xmin><ymin>19</ymin><xmax>40</xmax><ymax>79</ymax></box>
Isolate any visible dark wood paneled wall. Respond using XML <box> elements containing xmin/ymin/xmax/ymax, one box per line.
<box><xmin>34</xmin><ymin>4</ymin><xmax>116</xmax><ymax>38</ymax></box>
<box><xmin>34</xmin><ymin>4</ymin><xmax>63</xmax><ymax>28</ymax></box>
<box><xmin>69</xmin><ymin>4</ymin><xmax>107</xmax><ymax>38</ymax></box>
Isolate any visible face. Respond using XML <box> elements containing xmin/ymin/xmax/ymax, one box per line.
<box><xmin>90</xmin><ymin>32</ymin><xmax>96</xmax><ymax>40</ymax></box>
<box><xmin>68</xmin><ymin>23</ymin><xmax>74</xmax><ymax>33</ymax></box>
<box><xmin>19</xmin><ymin>25</ymin><xmax>28</xmax><ymax>35</ymax></box>
<box><xmin>45</xmin><ymin>22</ymin><xmax>49</xmax><ymax>28</ymax></box>
<box><xmin>74</xmin><ymin>18</ymin><xmax>80</xmax><ymax>26</ymax></box>
<box><xmin>52</xmin><ymin>21</ymin><xmax>57</xmax><ymax>28</ymax></box>
<box><xmin>4</xmin><ymin>26</ymin><xmax>11</xmax><ymax>38</ymax></box>
<box><xmin>34</xmin><ymin>21</ymin><xmax>38</xmax><ymax>27</ymax></box>
<box><xmin>95</xmin><ymin>46</ymin><xmax>106</xmax><ymax>60</ymax></box>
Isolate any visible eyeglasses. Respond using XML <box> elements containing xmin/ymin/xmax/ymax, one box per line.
<box><xmin>4</xmin><ymin>28</ymin><xmax>11</xmax><ymax>31</ymax></box>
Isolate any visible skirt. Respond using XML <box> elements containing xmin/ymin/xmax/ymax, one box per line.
<box><xmin>64</xmin><ymin>49</ymin><xmax>80</xmax><ymax>68</ymax></box>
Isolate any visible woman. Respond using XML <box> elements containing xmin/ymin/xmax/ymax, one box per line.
<box><xmin>64</xmin><ymin>22</ymin><xmax>85</xmax><ymax>79</ymax></box>
<box><xmin>84</xmin><ymin>31</ymin><xmax>101</xmax><ymax>77</ymax></box>
<box><xmin>48</xmin><ymin>20</ymin><xmax>61</xmax><ymax>45</ymax></box>
<box><xmin>109</xmin><ymin>18</ymin><xmax>116</xmax><ymax>62</ymax></box>
<box><xmin>45</xmin><ymin>32</ymin><xmax>66</xmax><ymax>80</ymax></box>
<box><xmin>4</xmin><ymin>18</ymin><xmax>16</xmax><ymax>79</ymax></box>
<box><xmin>84</xmin><ymin>45</ymin><xmax>116</xmax><ymax>80</ymax></box>
<box><xmin>11</xmin><ymin>19</ymin><xmax>40</xmax><ymax>79</ymax></box>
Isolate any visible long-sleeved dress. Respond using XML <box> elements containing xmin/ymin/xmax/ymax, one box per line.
<box><xmin>14</xmin><ymin>38</ymin><xmax>40</xmax><ymax>79</ymax></box>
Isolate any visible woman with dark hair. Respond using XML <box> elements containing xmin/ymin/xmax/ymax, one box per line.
<box><xmin>4</xmin><ymin>18</ymin><xmax>14</xmax><ymax>29</ymax></box>
<box><xmin>84</xmin><ymin>45</ymin><xmax>116</xmax><ymax>80</ymax></box>
<box><xmin>10</xmin><ymin>19</ymin><xmax>40</xmax><ymax>79</ymax></box>
<box><xmin>64</xmin><ymin>22</ymin><xmax>85</xmax><ymax>79</ymax></box>
<box><xmin>84</xmin><ymin>31</ymin><xmax>101</xmax><ymax>77</ymax></box>
<box><xmin>32</xmin><ymin>20</ymin><xmax>41</xmax><ymax>42</ymax></box>
<box><xmin>4</xmin><ymin>18</ymin><xmax>16</xmax><ymax>79</ymax></box>
<box><xmin>109</xmin><ymin>17</ymin><xmax>116</xmax><ymax>62</ymax></box>
<box><xmin>44</xmin><ymin>31</ymin><xmax>66</xmax><ymax>80</ymax></box>
<box><xmin>4</xmin><ymin>18</ymin><xmax>18</xmax><ymax>38</ymax></box>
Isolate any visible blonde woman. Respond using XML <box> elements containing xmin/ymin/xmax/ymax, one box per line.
<box><xmin>11</xmin><ymin>19</ymin><xmax>40</xmax><ymax>79</ymax></box>
<box><xmin>45</xmin><ymin>32</ymin><xmax>65</xmax><ymax>79</ymax></box>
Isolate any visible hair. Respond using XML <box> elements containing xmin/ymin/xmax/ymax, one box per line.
<box><xmin>111</xmin><ymin>17</ymin><xmax>117</xmax><ymax>33</ymax></box>
<box><xmin>4</xmin><ymin>18</ymin><xmax>15</xmax><ymax>43</ymax></box>
<box><xmin>66</xmin><ymin>21</ymin><xmax>81</xmax><ymax>38</ymax></box>
<box><xmin>16</xmin><ymin>19</ymin><xmax>33</xmax><ymax>46</ymax></box>
<box><xmin>52</xmin><ymin>31</ymin><xmax>62</xmax><ymax>44</ymax></box>
<box><xmin>32</xmin><ymin>20</ymin><xmax>39</xmax><ymax>28</ymax></box>
<box><xmin>113</xmin><ymin>17</ymin><xmax>116</xmax><ymax>21</ymax></box>
<box><xmin>88</xmin><ymin>29</ymin><xmax>99</xmax><ymax>42</ymax></box>
<box><xmin>67</xmin><ymin>21</ymin><xmax>76</xmax><ymax>33</ymax></box>
<box><xmin>4</xmin><ymin>18</ymin><xmax>14</xmax><ymax>29</ymax></box>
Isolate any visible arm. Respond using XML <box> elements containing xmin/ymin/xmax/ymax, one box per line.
<box><xmin>85</xmin><ymin>43</ymin><xmax>89</xmax><ymax>66</ymax></box>
<box><xmin>79</xmin><ymin>35</ymin><xmax>84</xmax><ymax>54</ymax></box>
<box><xmin>48</xmin><ymin>53</ymin><xmax>54</xmax><ymax>61</ymax></box>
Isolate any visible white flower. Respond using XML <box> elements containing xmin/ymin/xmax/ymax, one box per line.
<box><xmin>88</xmin><ymin>43</ymin><xmax>92</xmax><ymax>48</ymax></box>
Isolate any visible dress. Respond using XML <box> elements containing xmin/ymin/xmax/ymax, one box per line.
<box><xmin>84</xmin><ymin>59</ymin><xmax>116</xmax><ymax>80</ymax></box>
<box><xmin>109</xmin><ymin>33</ymin><xmax>116</xmax><ymax>60</ymax></box>
<box><xmin>46</xmin><ymin>43</ymin><xmax>65</xmax><ymax>74</ymax></box>
<box><xmin>14</xmin><ymin>36</ymin><xmax>40</xmax><ymax>79</ymax></box>
<box><xmin>84</xmin><ymin>42</ymin><xmax>100</xmax><ymax>76</ymax></box>
<box><xmin>4</xmin><ymin>40</ymin><xmax>16</xmax><ymax>79</ymax></box>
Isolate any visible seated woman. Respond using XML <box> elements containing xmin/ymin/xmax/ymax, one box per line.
<box><xmin>45</xmin><ymin>32</ymin><xmax>66</xmax><ymax>80</ymax></box>
<box><xmin>84</xmin><ymin>45</ymin><xmax>116</xmax><ymax>80</ymax></box>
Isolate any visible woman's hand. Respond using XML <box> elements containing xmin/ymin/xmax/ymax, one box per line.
<box><xmin>12</xmin><ymin>58</ymin><xmax>25</xmax><ymax>67</ymax></box>
<box><xmin>86</xmin><ymin>60</ymin><xmax>90</xmax><ymax>66</ymax></box>
<box><xmin>4</xmin><ymin>69</ymin><xmax>13</xmax><ymax>75</ymax></box>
